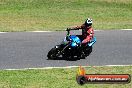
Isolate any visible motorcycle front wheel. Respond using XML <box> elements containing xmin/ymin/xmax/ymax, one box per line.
<box><xmin>47</xmin><ymin>47</ymin><xmax>60</xmax><ymax>59</ymax></box>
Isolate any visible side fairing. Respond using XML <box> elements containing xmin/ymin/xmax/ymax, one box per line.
<box><xmin>88</xmin><ymin>37</ymin><xmax>96</xmax><ymax>47</ymax></box>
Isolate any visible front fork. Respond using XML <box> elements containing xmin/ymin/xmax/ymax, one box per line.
<box><xmin>55</xmin><ymin>42</ymin><xmax>71</xmax><ymax>57</ymax></box>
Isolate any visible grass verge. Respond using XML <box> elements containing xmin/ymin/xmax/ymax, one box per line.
<box><xmin>0</xmin><ymin>0</ymin><xmax>132</xmax><ymax>32</ymax></box>
<box><xmin>0</xmin><ymin>66</ymin><xmax>132</xmax><ymax>88</ymax></box>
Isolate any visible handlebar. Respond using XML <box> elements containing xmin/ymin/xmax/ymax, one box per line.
<box><xmin>66</xmin><ymin>28</ymin><xmax>71</xmax><ymax>36</ymax></box>
<box><xmin>66</xmin><ymin>28</ymin><xmax>81</xmax><ymax>46</ymax></box>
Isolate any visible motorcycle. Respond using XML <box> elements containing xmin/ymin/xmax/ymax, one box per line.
<box><xmin>47</xmin><ymin>28</ymin><xmax>96</xmax><ymax>60</ymax></box>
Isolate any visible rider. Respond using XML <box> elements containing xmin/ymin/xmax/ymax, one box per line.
<box><xmin>67</xmin><ymin>18</ymin><xmax>94</xmax><ymax>46</ymax></box>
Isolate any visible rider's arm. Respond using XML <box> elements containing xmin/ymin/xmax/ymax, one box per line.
<box><xmin>82</xmin><ymin>36</ymin><xmax>91</xmax><ymax>44</ymax></box>
<box><xmin>82</xmin><ymin>28</ymin><xmax>94</xmax><ymax>44</ymax></box>
<box><xmin>88</xmin><ymin>28</ymin><xmax>94</xmax><ymax>37</ymax></box>
<box><xmin>70</xmin><ymin>24</ymin><xmax>85</xmax><ymax>30</ymax></box>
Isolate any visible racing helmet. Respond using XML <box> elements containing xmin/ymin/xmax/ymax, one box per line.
<box><xmin>85</xmin><ymin>18</ymin><xmax>92</xmax><ymax>27</ymax></box>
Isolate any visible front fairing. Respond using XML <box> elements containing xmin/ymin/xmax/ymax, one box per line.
<box><xmin>61</xmin><ymin>35</ymin><xmax>81</xmax><ymax>47</ymax></box>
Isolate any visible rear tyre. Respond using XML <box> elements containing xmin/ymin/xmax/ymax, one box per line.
<box><xmin>77</xmin><ymin>52</ymin><xmax>85</xmax><ymax>59</ymax></box>
<box><xmin>84</xmin><ymin>46</ymin><xmax>92</xmax><ymax>56</ymax></box>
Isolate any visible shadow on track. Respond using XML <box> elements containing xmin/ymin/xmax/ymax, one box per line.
<box><xmin>47</xmin><ymin>57</ymin><xmax>85</xmax><ymax>61</ymax></box>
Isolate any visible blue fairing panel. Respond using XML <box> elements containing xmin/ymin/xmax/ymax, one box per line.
<box><xmin>88</xmin><ymin>37</ymin><xmax>96</xmax><ymax>47</ymax></box>
<box><xmin>70</xmin><ymin>35</ymin><xmax>81</xmax><ymax>47</ymax></box>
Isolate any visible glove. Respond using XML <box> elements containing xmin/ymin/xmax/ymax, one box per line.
<box><xmin>66</xmin><ymin>36</ymin><xmax>72</xmax><ymax>41</ymax></box>
<box><xmin>66</xmin><ymin>28</ymin><xmax>71</xmax><ymax>31</ymax></box>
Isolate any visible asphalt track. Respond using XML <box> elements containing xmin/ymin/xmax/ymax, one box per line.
<box><xmin>0</xmin><ymin>30</ymin><xmax>132</xmax><ymax>69</ymax></box>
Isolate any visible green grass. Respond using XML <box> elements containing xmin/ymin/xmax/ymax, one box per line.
<box><xmin>0</xmin><ymin>0</ymin><xmax>132</xmax><ymax>32</ymax></box>
<box><xmin>0</xmin><ymin>66</ymin><xmax>132</xmax><ymax>88</ymax></box>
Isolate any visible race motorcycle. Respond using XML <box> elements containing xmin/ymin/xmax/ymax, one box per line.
<box><xmin>47</xmin><ymin>28</ymin><xmax>96</xmax><ymax>60</ymax></box>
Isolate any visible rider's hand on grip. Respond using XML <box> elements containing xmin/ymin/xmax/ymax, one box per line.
<box><xmin>66</xmin><ymin>28</ymin><xmax>71</xmax><ymax>31</ymax></box>
<box><xmin>66</xmin><ymin>36</ymin><xmax>72</xmax><ymax>41</ymax></box>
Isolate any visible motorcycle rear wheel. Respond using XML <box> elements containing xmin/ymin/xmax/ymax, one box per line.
<box><xmin>84</xmin><ymin>46</ymin><xmax>92</xmax><ymax>56</ymax></box>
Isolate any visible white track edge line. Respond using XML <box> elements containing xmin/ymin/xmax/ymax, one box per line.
<box><xmin>4</xmin><ymin>65</ymin><xmax>132</xmax><ymax>70</ymax></box>
<box><xmin>31</xmin><ymin>31</ymin><xmax>53</xmax><ymax>32</ymax></box>
<box><xmin>0</xmin><ymin>32</ymin><xmax>7</xmax><ymax>33</ymax></box>
<box><xmin>121</xmin><ymin>29</ymin><xmax>132</xmax><ymax>30</ymax></box>
<box><xmin>30</xmin><ymin>29</ymin><xmax>132</xmax><ymax>32</ymax></box>
<box><xmin>0</xmin><ymin>29</ymin><xmax>132</xmax><ymax>33</ymax></box>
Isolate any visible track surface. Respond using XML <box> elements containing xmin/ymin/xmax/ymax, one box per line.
<box><xmin>0</xmin><ymin>30</ymin><xmax>132</xmax><ymax>69</ymax></box>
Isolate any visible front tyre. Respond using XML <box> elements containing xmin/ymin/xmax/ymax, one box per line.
<box><xmin>47</xmin><ymin>48</ymin><xmax>60</xmax><ymax>59</ymax></box>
